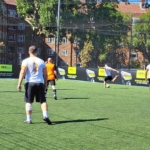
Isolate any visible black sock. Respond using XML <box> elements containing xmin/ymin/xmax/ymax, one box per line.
<box><xmin>53</xmin><ymin>89</ymin><xmax>56</xmax><ymax>96</ymax></box>
<box><xmin>45</xmin><ymin>89</ymin><xmax>48</xmax><ymax>94</ymax></box>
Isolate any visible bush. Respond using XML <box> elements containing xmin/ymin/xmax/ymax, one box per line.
<box><xmin>131</xmin><ymin>60</ymin><xmax>141</xmax><ymax>68</ymax></box>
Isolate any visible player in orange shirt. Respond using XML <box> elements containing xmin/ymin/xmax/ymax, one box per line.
<box><xmin>45</xmin><ymin>58</ymin><xmax>58</xmax><ymax>100</ymax></box>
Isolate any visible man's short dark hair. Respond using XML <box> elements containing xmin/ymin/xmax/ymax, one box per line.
<box><xmin>29</xmin><ymin>46</ymin><xmax>37</xmax><ymax>54</ymax></box>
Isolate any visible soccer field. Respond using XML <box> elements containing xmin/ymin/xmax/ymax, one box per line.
<box><xmin>0</xmin><ymin>79</ymin><xmax>150</xmax><ymax>150</ymax></box>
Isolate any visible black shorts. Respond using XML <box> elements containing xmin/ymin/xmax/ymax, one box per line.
<box><xmin>104</xmin><ymin>76</ymin><xmax>113</xmax><ymax>81</ymax></box>
<box><xmin>47</xmin><ymin>80</ymin><xmax>56</xmax><ymax>86</ymax></box>
<box><xmin>24</xmin><ymin>82</ymin><xmax>46</xmax><ymax>103</ymax></box>
<box><xmin>148</xmin><ymin>79</ymin><xmax>150</xmax><ymax>84</ymax></box>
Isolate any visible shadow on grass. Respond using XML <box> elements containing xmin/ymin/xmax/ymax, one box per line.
<box><xmin>53</xmin><ymin>118</ymin><xmax>109</xmax><ymax>125</ymax></box>
<box><xmin>0</xmin><ymin>132</ymin><xmax>23</xmax><ymax>134</ymax></box>
<box><xmin>61</xmin><ymin>97</ymin><xmax>89</xmax><ymax>100</ymax></box>
<box><xmin>114</xmin><ymin>87</ymin><xmax>130</xmax><ymax>89</ymax></box>
<box><xmin>2</xmin><ymin>91</ymin><xmax>23</xmax><ymax>92</ymax></box>
<box><xmin>57</xmin><ymin>89</ymin><xmax>75</xmax><ymax>90</ymax></box>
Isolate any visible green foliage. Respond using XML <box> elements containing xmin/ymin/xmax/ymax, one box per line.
<box><xmin>133</xmin><ymin>9</ymin><xmax>150</xmax><ymax>62</ymax></box>
<box><xmin>131</xmin><ymin>60</ymin><xmax>141</xmax><ymax>68</ymax></box>
<box><xmin>84</xmin><ymin>3</ymin><xmax>130</xmax><ymax>65</ymax></box>
<box><xmin>79</xmin><ymin>40</ymin><xmax>94</xmax><ymax>67</ymax></box>
<box><xmin>16</xmin><ymin>1</ymin><xmax>130</xmax><ymax>66</ymax></box>
<box><xmin>99</xmin><ymin>52</ymin><xmax>107</xmax><ymax>62</ymax></box>
<box><xmin>16</xmin><ymin>0</ymin><xmax>80</xmax><ymax>33</ymax></box>
<box><xmin>0</xmin><ymin>42</ymin><xmax>4</xmax><ymax>46</ymax></box>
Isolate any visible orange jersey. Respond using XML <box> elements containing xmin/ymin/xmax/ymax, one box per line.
<box><xmin>46</xmin><ymin>62</ymin><xmax>56</xmax><ymax>80</ymax></box>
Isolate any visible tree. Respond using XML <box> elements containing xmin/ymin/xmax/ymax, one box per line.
<box><xmin>132</xmin><ymin>9</ymin><xmax>150</xmax><ymax>63</ymax></box>
<box><xmin>80</xmin><ymin>40</ymin><xmax>94</xmax><ymax>67</ymax></box>
<box><xmin>16</xmin><ymin>1</ymin><xmax>130</xmax><ymax>67</ymax></box>
<box><xmin>0</xmin><ymin>42</ymin><xmax>4</xmax><ymax>46</ymax></box>
<box><xmin>16</xmin><ymin>0</ymin><xmax>80</xmax><ymax>34</ymax></box>
<box><xmin>79</xmin><ymin>2</ymin><xmax>130</xmax><ymax>67</ymax></box>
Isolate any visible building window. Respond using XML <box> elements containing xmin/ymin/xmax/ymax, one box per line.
<box><xmin>74</xmin><ymin>50</ymin><xmax>79</xmax><ymax>57</ymax></box>
<box><xmin>2</xmin><ymin>32</ymin><xmax>7</xmax><ymax>39</ymax></box>
<box><xmin>0</xmin><ymin>58</ymin><xmax>5</xmax><ymax>64</ymax></box>
<box><xmin>61</xmin><ymin>50</ymin><xmax>68</xmax><ymax>56</ymax></box>
<box><xmin>131</xmin><ymin>52</ymin><xmax>138</xmax><ymax>60</ymax></box>
<box><xmin>17</xmin><ymin>59</ymin><xmax>22</xmax><ymax>65</ymax></box>
<box><xmin>8</xmin><ymin>34</ymin><xmax>15</xmax><ymax>42</ymax></box>
<box><xmin>0</xmin><ymin>46</ymin><xmax>5</xmax><ymax>53</ymax></box>
<box><xmin>18</xmin><ymin>23</ymin><xmax>25</xmax><ymax>30</ymax></box>
<box><xmin>62</xmin><ymin>37</ymin><xmax>68</xmax><ymax>44</ymax></box>
<box><xmin>2</xmin><ymin>18</ymin><xmax>7</xmax><ymax>26</ymax></box>
<box><xmin>47</xmin><ymin>48</ymin><xmax>54</xmax><ymax>56</ymax></box>
<box><xmin>18</xmin><ymin>35</ymin><xmax>25</xmax><ymax>42</ymax></box>
<box><xmin>117</xmin><ymin>52</ymin><xmax>124</xmax><ymax>60</ymax></box>
<box><xmin>17</xmin><ymin>47</ymin><xmax>24</xmax><ymax>54</ymax></box>
<box><xmin>7</xmin><ymin>58</ymin><xmax>13</xmax><ymax>64</ymax></box>
<box><xmin>48</xmin><ymin>37</ymin><xmax>55</xmax><ymax>43</ymax></box>
<box><xmin>8</xmin><ymin>25</ymin><xmax>16</xmax><ymax>30</ymax></box>
<box><xmin>74</xmin><ymin>62</ymin><xmax>77</xmax><ymax>66</ymax></box>
<box><xmin>8</xmin><ymin>47</ymin><xmax>14</xmax><ymax>54</ymax></box>
<box><xmin>8</xmin><ymin>9</ymin><xmax>17</xmax><ymax>18</ymax></box>
<box><xmin>132</xmin><ymin>18</ymin><xmax>139</xmax><ymax>24</ymax></box>
<box><xmin>0</xmin><ymin>31</ymin><xmax>1</xmax><ymax>39</ymax></box>
<box><xmin>60</xmin><ymin>61</ymin><xmax>68</xmax><ymax>66</ymax></box>
<box><xmin>37</xmin><ymin>48</ymin><xmax>41</xmax><ymax>55</ymax></box>
<box><xmin>26</xmin><ymin>34</ymin><xmax>32</xmax><ymax>41</ymax></box>
<box><xmin>2</xmin><ymin>4</ymin><xmax>7</xmax><ymax>16</ymax></box>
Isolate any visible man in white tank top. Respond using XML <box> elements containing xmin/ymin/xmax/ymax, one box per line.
<box><xmin>145</xmin><ymin>64</ymin><xmax>150</xmax><ymax>89</ymax></box>
<box><xmin>99</xmin><ymin>63</ymin><xmax>119</xmax><ymax>88</ymax></box>
<box><xmin>17</xmin><ymin>45</ymin><xmax>52</xmax><ymax>125</ymax></box>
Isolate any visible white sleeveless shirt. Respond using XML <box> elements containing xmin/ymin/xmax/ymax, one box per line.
<box><xmin>21</xmin><ymin>57</ymin><xmax>46</xmax><ymax>83</ymax></box>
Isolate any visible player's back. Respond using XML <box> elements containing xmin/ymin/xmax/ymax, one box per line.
<box><xmin>22</xmin><ymin>57</ymin><xmax>45</xmax><ymax>83</ymax></box>
<box><xmin>104</xmin><ymin>66</ymin><xmax>112</xmax><ymax>76</ymax></box>
<box><xmin>46</xmin><ymin>62</ymin><xmax>55</xmax><ymax>80</ymax></box>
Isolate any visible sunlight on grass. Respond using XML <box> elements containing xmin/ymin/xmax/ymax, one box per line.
<box><xmin>0</xmin><ymin>79</ymin><xmax>150</xmax><ymax>150</ymax></box>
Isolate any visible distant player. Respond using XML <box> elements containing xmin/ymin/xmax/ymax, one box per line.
<box><xmin>99</xmin><ymin>63</ymin><xmax>119</xmax><ymax>88</ymax></box>
<box><xmin>45</xmin><ymin>58</ymin><xmax>58</xmax><ymax>100</ymax></box>
<box><xmin>145</xmin><ymin>64</ymin><xmax>150</xmax><ymax>90</ymax></box>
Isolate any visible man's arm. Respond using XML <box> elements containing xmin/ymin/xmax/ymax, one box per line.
<box><xmin>54</xmin><ymin>65</ymin><xmax>58</xmax><ymax>80</ymax></box>
<box><xmin>43</xmin><ymin>67</ymin><xmax>48</xmax><ymax>89</ymax></box>
<box><xmin>112</xmin><ymin>68</ymin><xmax>119</xmax><ymax>73</ymax></box>
<box><xmin>17</xmin><ymin>67</ymin><xmax>27</xmax><ymax>91</ymax></box>
<box><xmin>98</xmin><ymin>66</ymin><xmax>104</xmax><ymax>69</ymax></box>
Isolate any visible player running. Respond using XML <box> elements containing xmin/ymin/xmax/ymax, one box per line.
<box><xmin>45</xmin><ymin>58</ymin><xmax>58</xmax><ymax>100</ymax></box>
<box><xmin>99</xmin><ymin>63</ymin><xmax>119</xmax><ymax>88</ymax></box>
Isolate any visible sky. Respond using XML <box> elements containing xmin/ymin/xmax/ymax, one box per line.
<box><xmin>123</xmin><ymin>0</ymin><xmax>149</xmax><ymax>3</ymax></box>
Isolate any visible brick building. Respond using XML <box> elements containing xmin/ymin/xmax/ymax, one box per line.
<box><xmin>0</xmin><ymin>0</ymin><xmax>79</xmax><ymax>67</ymax></box>
<box><xmin>0</xmin><ymin>0</ymin><xmax>149</xmax><ymax>68</ymax></box>
<box><xmin>0</xmin><ymin>0</ymin><xmax>7</xmax><ymax>64</ymax></box>
<box><xmin>0</xmin><ymin>0</ymin><xmax>45</xmax><ymax>65</ymax></box>
<box><xmin>117</xmin><ymin>2</ymin><xmax>148</xmax><ymax>68</ymax></box>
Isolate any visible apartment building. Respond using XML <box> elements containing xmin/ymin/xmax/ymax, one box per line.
<box><xmin>0</xmin><ymin>0</ymin><xmax>148</xmax><ymax>68</ymax></box>
<box><xmin>0</xmin><ymin>0</ymin><xmax>7</xmax><ymax>64</ymax></box>
<box><xmin>0</xmin><ymin>0</ymin><xmax>44</xmax><ymax>65</ymax></box>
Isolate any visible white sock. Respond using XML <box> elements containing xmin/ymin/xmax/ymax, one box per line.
<box><xmin>43</xmin><ymin>111</ymin><xmax>48</xmax><ymax>118</ymax></box>
<box><xmin>27</xmin><ymin>114</ymin><xmax>32</xmax><ymax>121</ymax></box>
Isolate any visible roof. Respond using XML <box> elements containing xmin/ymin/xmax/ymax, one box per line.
<box><xmin>4</xmin><ymin>0</ymin><xmax>16</xmax><ymax>5</ymax></box>
<box><xmin>117</xmin><ymin>3</ymin><xmax>147</xmax><ymax>17</ymax></box>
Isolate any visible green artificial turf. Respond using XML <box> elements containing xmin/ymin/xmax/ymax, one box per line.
<box><xmin>0</xmin><ymin>79</ymin><xmax>150</xmax><ymax>150</ymax></box>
